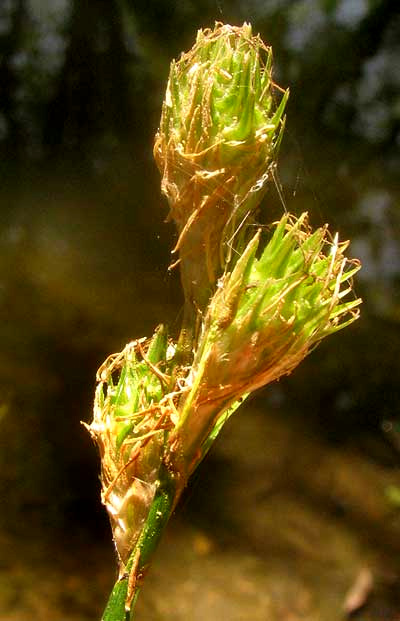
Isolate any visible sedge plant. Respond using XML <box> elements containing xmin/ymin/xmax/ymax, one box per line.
<box><xmin>85</xmin><ymin>23</ymin><xmax>361</xmax><ymax>621</ymax></box>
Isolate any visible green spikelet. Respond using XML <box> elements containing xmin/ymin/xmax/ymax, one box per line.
<box><xmin>154</xmin><ymin>22</ymin><xmax>288</xmax><ymax>311</ymax></box>
<box><xmin>173</xmin><ymin>213</ymin><xmax>361</xmax><ymax>473</ymax></box>
<box><xmin>86</xmin><ymin>326</ymin><xmax>174</xmax><ymax>571</ymax></box>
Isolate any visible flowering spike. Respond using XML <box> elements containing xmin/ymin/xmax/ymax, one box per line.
<box><xmin>154</xmin><ymin>22</ymin><xmax>288</xmax><ymax>312</ymax></box>
<box><xmin>86</xmin><ymin>326</ymin><xmax>175</xmax><ymax>570</ymax></box>
<box><xmin>88</xmin><ymin>23</ymin><xmax>361</xmax><ymax>619</ymax></box>
<box><xmin>172</xmin><ymin>213</ymin><xmax>361</xmax><ymax>473</ymax></box>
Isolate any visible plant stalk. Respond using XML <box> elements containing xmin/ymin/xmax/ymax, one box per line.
<box><xmin>101</xmin><ymin>466</ymin><xmax>176</xmax><ymax>621</ymax></box>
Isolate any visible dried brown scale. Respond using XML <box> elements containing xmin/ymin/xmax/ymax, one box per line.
<box><xmin>136</xmin><ymin>342</ymin><xmax>171</xmax><ymax>389</ymax></box>
<box><xmin>103</xmin><ymin>410</ymin><xmax>173</xmax><ymax>504</ymax></box>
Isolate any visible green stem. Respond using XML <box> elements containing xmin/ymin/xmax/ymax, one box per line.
<box><xmin>102</xmin><ymin>468</ymin><xmax>176</xmax><ymax>621</ymax></box>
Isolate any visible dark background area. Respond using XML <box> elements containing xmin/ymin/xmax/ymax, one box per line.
<box><xmin>0</xmin><ymin>1</ymin><xmax>399</xmax><ymax>620</ymax></box>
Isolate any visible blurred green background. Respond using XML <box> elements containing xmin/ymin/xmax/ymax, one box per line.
<box><xmin>0</xmin><ymin>1</ymin><xmax>399</xmax><ymax>619</ymax></box>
